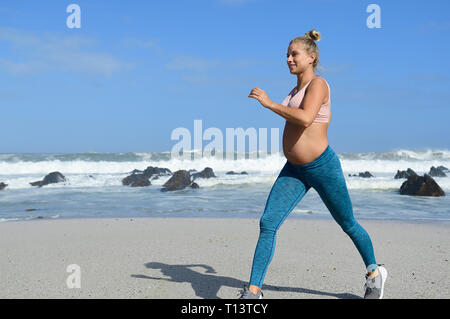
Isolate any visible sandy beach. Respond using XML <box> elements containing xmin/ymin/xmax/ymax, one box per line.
<box><xmin>0</xmin><ymin>217</ymin><xmax>448</xmax><ymax>299</ymax></box>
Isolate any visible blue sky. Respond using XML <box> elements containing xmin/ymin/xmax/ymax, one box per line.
<box><xmin>0</xmin><ymin>0</ymin><xmax>449</xmax><ymax>154</ymax></box>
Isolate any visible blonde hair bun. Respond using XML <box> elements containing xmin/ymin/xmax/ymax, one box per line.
<box><xmin>304</xmin><ymin>29</ymin><xmax>321</xmax><ymax>42</ymax></box>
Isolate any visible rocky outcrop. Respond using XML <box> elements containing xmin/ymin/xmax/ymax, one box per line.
<box><xmin>160</xmin><ymin>167</ymin><xmax>216</xmax><ymax>192</ymax></box>
<box><xmin>190</xmin><ymin>182</ymin><xmax>200</xmax><ymax>189</ymax></box>
<box><xmin>226</xmin><ymin>171</ymin><xmax>248</xmax><ymax>175</ymax></box>
<box><xmin>161</xmin><ymin>170</ymin><xmax>196</xmax><ymax>192</ymax></box>
<box><xmin>428</xmin><ymin>166</ymin><xmax>447</xmax><ymax>177</ymax></box>
<box><xmin>143</xmin><ymin>166</ymin><xmax>172</xmax><ymax>179</ymax></box>
<box><xmin>399</xmin><ymin>173</ymin><xmax>445</xmax><ymax>197</ymax></box>
<box><xmin>191</xmin><ymin>167</ymin><xmax>216</xmax><ymax>180</ymax></box>
<box><xmin>123</xmin><ymin>166</ymin><xmax>215</xmax><ymax>191</ymax></box>
<box><xmin>122</xmin><ymin>173</ymin><xmax>151</xmax><ymax>187</ymax></box>
<box><xmin>395</xmin><ymin>166</ymin><xmax>448</xmax><ymax>179</ymax></box>
<box><xmin>348</xmin><ymin>171</ymin><xmax>374</xmax><ymax>178</ymax></box>
<box><xmin>436</xmin><ymin>165</ymin><xmax>449</xmax><ymax>172</ymax></box>
<box><xmin>123</xmin><ymin>166</ymin><xmax>172</xmax><ymax>187</ymax></box>
<box><xmin>30</xmin><ymin>172</ymin><xmax>66</xmax><ymax>187</ymax></box>
<box><xmin>394</xmin><ymin>168</ymin><xmax>417</xmax><ymax>179</ymax></box>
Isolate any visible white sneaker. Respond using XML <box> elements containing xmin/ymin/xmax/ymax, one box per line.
<box><xmin>364</xmin><ymin>264</ymin><xmax>388</xmax><ymax>299</ymax></box>
<box><xmin>237</xmin><ymin>284</ymin><xmax>264</xmax><ymax>299</ymax></box>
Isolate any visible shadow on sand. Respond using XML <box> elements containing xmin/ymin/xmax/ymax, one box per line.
<box><xmin>131</xmin><ymin>262</ymin><xmax>360</xmax><ymax>299</ymax></box>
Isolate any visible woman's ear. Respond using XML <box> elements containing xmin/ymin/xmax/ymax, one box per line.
<box><xmin>309</xmin><ymin>53</ymin><xmax>316</xmax><ymax>65</ymax></box>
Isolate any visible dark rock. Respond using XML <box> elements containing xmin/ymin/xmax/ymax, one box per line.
<box><xmin>399</xmin><ymin>173</ymin><xmax>445</xmax><ymax>197</ymax></box>
<box><xmin>161</xmin><ymin>170</ymin><xmax>192</xmax><ymax>192</ymax></box>
<box><xmin>429</xmin><ymin>166</ymin><xmax>447</xmax><ymax>177</ymax></box>
<box><xmin>190</xmin><ymin>182</ymin><xmax>200</xmax><ymax>189</ymax></box>
<box><xmin>30</xmin><ymin>172</ymin><xmax>66</xmax><ymax>187</ymax></box>
<box><xmin>192</xmin><ymin>167</ymin><xmax>216</xmax><ymax>180</ymax></box>
<box><xmin>122</xmin><ymin>173</ymin><xmax>151</xmax><ymax>187</ymax></box>
<box><xmin>349</xmin><ymin>171</ymin><xmax>373</xmax><ymax>178</ymax></box>
<box><xmin>394</xmin><ymin>168</ymin><xmax>418</xmax><ymax>179</ymax></box>
<box><xmin>358</xmin><ymin>171</ymin><xmax>373</xmax><ymax>178</ymax></box>
<box><xmin>123</xmin><ymin>166</ymin><xmax>172</xmax><ymax>187</ymax></box>
<box><xmin>226</xmin><ymin>171</ymin><xmax>248</xmax><ymax>175</ymax></box>
<box><xmin>143</xmin><ymin>166</ymin><xmax>172</xmax><ymax>179</ymax></box>
<box><xmin>42</xmin><ymin>172</ymin><xmax>66</xmax><ymax>185</ymax></box>
<box><xmin>437</xmin><ymin>165</ymin><xmax>449</xmax><ymax>173</ymax></box>
<box><xmin>0</xmin><ymin>182</ymin><xmax>7</xmax><ymax>190</ymax></box>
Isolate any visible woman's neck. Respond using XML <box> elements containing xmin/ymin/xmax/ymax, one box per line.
<box><xmin>296</xmin><ymin>70</ymin><xmax>316</xmax><ymax>90</ymax></box>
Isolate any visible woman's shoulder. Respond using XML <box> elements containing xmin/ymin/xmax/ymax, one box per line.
<box><xmin>311</xmin><ymin>77</ymin><xmax>329</xmax><ymax>86</ymax></box>
<box><xmin>309</xmin><ymin>77</ymin><xmax>330</xmax><ymax>93</ymax></box>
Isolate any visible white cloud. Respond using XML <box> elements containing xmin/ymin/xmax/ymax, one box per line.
<box><xmin>0</xmin><ymin>27</ymin><xmax>134</xmax><ymax>76</ymax></box>
<box><xmin>164</xmin><ymin>55</ymin><xmax>220</xmax><ymax>72</ymax></box>
<box><xmin>406</xmin><ymin>72</ymin><xmax>450</xmax><ymax>82</ymax></box>
<box><xmin>418</xmin><ymin>21</ymin><xmax>450</xmax><ymax>32</ymax></box>
<box><xmin>0</xmin><ymin>58</ymin><xmax>47</xmax><ymax>76</ymax></box>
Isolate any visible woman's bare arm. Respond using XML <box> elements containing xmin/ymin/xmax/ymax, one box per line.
<box><xmin>267</xmin><ymin>78</ymin><xmax>328</xmax><ymax>127</ymax></box>
<box><xmin>266</xmin><ymin>102</ymin><xmax>310</xmax><ymax>127</ymax></box>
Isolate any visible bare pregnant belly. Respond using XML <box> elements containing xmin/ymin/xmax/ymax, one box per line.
<box><xmin>282</xmin><ymin>121</ymin><xmax>329</xmax><ymax>165</ymax></box>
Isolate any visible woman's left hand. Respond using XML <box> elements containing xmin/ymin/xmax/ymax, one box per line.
<box><xmin>248</xmin><ymin>88</ymin><xmax>273</xmax><ymax>109</ymax></box>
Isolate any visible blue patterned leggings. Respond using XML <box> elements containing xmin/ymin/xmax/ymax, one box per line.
<box><xmin>249</xmin><ymin>145</ymin><xmax>377</xmax><ymax>288</ymax></box>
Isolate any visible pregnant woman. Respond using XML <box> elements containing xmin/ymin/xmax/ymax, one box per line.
<box><xmin>239</xmin><ymin>30</ymin><xmax>387</xmax><ymax>299</ymax></box>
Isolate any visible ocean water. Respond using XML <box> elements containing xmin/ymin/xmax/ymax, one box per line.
<box><xmin>0</xmin><ymin>149</ymin><xmax>449</xmax><ymax>223</ymax></box>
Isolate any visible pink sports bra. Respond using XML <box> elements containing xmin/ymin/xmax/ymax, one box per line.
<box><xmin>281</xmin><ymin>77</ymin><xmax>331</xmax><ymax>123</ymax></box>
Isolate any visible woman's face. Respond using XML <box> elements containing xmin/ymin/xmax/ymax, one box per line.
<box><xmin>286</xmin><ymin>41</ymin><xmax>314</xmax><ymax>74</ymax></box>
